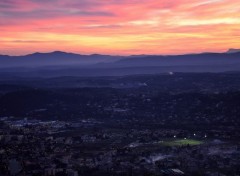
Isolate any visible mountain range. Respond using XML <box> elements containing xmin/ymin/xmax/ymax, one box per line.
<box><xmin>0</xmin><ymin>49</ymin><xmax>240</xmax><ymax>77</ymax></box>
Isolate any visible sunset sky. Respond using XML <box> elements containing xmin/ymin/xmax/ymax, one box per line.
<box><xmin>0</xmin><ymin>0</ymin><xmax>240</xmax><ymax>55</ymax></box>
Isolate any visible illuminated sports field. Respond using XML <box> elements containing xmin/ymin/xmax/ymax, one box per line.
<box><xmin>162</xmin><ymin>139</ymin><xmax>204</xmax><ymax>146</ymax></box>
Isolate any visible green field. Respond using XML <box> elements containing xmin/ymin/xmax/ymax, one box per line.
<box><xmin>162</xmin><ymin>139</ymin><xmax>204</xmax><ymax>146</ymax></box>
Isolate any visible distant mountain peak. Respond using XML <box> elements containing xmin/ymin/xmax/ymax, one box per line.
<box><xmin>51</xmin><ymin>51</ymin><xmax>67</xmax><ymax>54</ymax></box>
<box><xmin>226</xmin><ymin>48</ymin><xmax>240</xmax><ymax>54</ymax></box>
<box><xmin>30</xmin><ymin>51</ymin><xmax>71</xmax><ymax>56</ymax></box>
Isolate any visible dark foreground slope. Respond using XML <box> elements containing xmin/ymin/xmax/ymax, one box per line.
<box><xmin>1</xmin><ymin>73</ymin><xmax>240</xmax><ymax>176</ymax></box>
<box><xmin>0</xmin><ymin>72</ymin><xmax>240</xmax><ymax>135</ymax></box>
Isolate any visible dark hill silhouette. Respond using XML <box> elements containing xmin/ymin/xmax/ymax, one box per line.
<box><xmin>0</xmin><ymin>51</ymin><xmax>122</xmax><ymax>68</ymax></box>
<box><xmin>111</xmin><ymin>52</ymin><xmax>240</xmax><ymax>67</ymax></box>
<box><xmin>227</xmin><ymin>48</ymin><xmax>240</xmax><ymax>53</ymax></box>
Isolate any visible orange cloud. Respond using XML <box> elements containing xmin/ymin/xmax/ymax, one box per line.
<box><xmin>0</xmin><ymin>0</ymin><xmax>239</xmax><ymax>55</ymax></box>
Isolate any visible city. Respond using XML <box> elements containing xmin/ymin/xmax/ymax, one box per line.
<box><xmin>0</xmin><ymin>73</ymin><xmax>240</xmax><ymax>176</ymax></box>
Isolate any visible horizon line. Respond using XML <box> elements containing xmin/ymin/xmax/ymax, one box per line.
<box><xmin>1</xmin><ymin>48</ymin><xmax>239</xmax><ymax>57</ymax></box>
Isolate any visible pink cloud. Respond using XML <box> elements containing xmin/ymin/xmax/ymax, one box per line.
<box><xmin>0</xmin><ymin>0</ymin><xmax>240</xmax><ymax>55</ymax></box>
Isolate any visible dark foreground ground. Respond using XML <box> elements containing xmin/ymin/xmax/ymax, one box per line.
<box><xmin>0</xmin><ymin>72</ymin><xmax>240</xmax><ymax>176</ymax></box>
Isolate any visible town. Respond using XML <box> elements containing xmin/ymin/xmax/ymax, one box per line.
<box><xmin>0</xmin><ymin>116</ymin><xmax>239</xmax><ymax>176</ymax></box>
<box><xmin>0</xmin><ymin>73</ymin><xmax>240</xmax><ymax>176</ymax></box>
